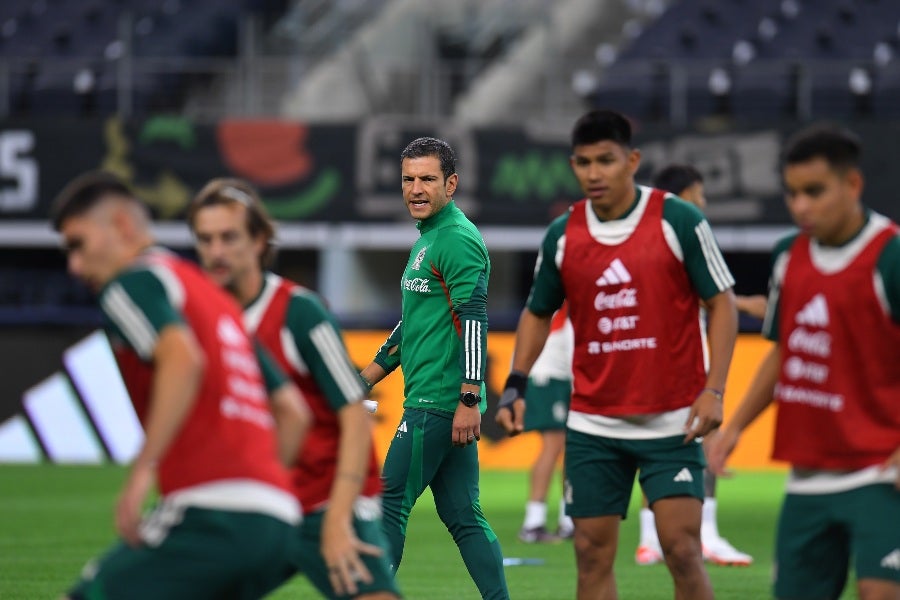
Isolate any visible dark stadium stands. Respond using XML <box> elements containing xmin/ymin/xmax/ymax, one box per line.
<box><xmin>592</xmin><ymin>0</ymin><xmax>900</xmax><ymax>122</ymax></box>
<box><xmin>0</xmin><ymin>0</ymin><xmax>287</xmax><ymax>116</ymax></box>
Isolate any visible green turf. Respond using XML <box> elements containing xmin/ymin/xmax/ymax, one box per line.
<box><xmin>0</xmin><ymin>466</ymin><xmax>855</xmax><ymax>599</ymax></box>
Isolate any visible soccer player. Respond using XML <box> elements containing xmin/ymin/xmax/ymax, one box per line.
<box><xmin>188</xmin><ymin>178</ymin><xmax>399</xmax><ymax>600</ymax></box>
<box><xmin>517</xmin><ymin>304</ymin><xmax>575</xmax><ymax>543</ymax></box>
<box><xmin>708</xmin><ymin>123</ymin><xmax>900</xmax><ymax>599</ymax></box>
<box><xmin>52</xmin><ymin>171</ymin><xmax>306</xmax><ymax>600</ymax></box>
<box><xmin>633</xmin><ymin>164</ymin><xmax>753</xmax><ymax>567</ymax></box>
<box><xmin>359</xmin><ymin>137</ymin><xmax>510</xmax><ymax>599</ymax></box>
<box><xmin>497</xmin><ymin>110</ymin><xmax>738</xmax><ymax>600</ymax></box>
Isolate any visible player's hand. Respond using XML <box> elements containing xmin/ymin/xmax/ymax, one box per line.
<box><xmin>496</xmin><ymin>371</ymin><xmax>527</xmax><ymax>437</ymax></box>
<box><xmin>495</xmin><ymin>397</ymin><xmax>525</xmax><ymax>437</ymax></box>
<box><xmin>684</xmin><ymin>388</ymin><xmax>723</xmax><ymax>443</ymax></box>
<box><xmin>115</xmin><ymin>460</ymin><xmax>155</xmax><ymax>546</ymax></box>
<box><xmin>452</xmin><ymin>404</ymin><xmax>481</xmax><ymax>446</ymax></box>
<box><xmin>881</xmin><ymin>446</ymin><xmax>900</xmax><ymax>490</ymax></box>
<box><xmin>322</xmin><ymin>512</ymin><xmax>379</xmax><ymax>596</ymax></box>
<box><xmin>706</xmin><ymin>427</ymin><xmax>739</xmax><ymax>477</ymax></box>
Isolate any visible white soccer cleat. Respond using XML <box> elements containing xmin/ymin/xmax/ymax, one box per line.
<box><xmin>702</xmin><ymin>535</ymin><xmax>753</xmax><ymax>566</ymax></box>
<box><xmin>635</xmin><ymin>541</ymin><xmax>664</xmax><ymax>566</ymax></box>
<box><xmin>362</xmin><ymin>399</ymin><xmax>378</xmax><ymax>413</ymax></box>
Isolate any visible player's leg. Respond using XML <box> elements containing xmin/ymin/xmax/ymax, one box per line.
<box><xmin>847</xmin><ymin>484</ymin><xmax>900</xmax><ymax>600</ymax></box>
<box><xmin>521</xmin><ymin>377</ymin><xmax>572</xmax><ymax>542</ymax></box>
<box><xmin>638</xmin><ymin>436</ymin><xmax>712</xmax><ymax>600</ymax></box>
<box><xmin>565</xmin><ymin>429</ymin><xmax>635</xmax><ymax>600</ymax></box>
<box><xmin>699</xmin><ymin>432</ymin><xmax>752</xmax><ymax>566</ymax></box>
<box><xmin>293</xmin><ymin>507</ymin><xmax>401</xmax><ymax>599</ymax></box>
<box><xmin>773</xmin><ymin>491</ymin><xmax>849</xmax><ymax>599</ymax></box>
<box><xmin>520</xmin><ymin>430</ymin><xmax>566</xmax><ymax>543</ymax></box>
<box><xmin>380</xmin><ymin>408</ymin><xmax>446</xmax><ymax>573</ymax></box>
<box><xmin>635</xmin><ymin>491</ymin><xmax>663</xmax><ymax>565</ymax></box>
<box><xmin>555</xmin><ymin>431</ymin><xmax>574</xmax><ymax>539</ymax></box>
<box><xmin>431</xmin><ymin>436</ymin><xmax>509</xmax><ymax>600</ymax></box>
<box><xmin>67</xmin><ymin>506</ymin><xmax>296</xmax><ymax>600</ymax></box>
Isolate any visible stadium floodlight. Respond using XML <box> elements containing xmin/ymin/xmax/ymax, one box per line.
<box><xmin>708</xmin><ymin>67</ymin><xmax>732</xmax><ymax>96</ymax></box>
<box><xmin>848</xmin><ymin>67</ymin><xmax>872</xmax><ymax>96</ymax></box>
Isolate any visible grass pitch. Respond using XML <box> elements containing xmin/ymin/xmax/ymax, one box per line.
<box><xmin>0</xmin><ymin>466</ymin><xmax>854</xmax><ymax>599</ymax></box>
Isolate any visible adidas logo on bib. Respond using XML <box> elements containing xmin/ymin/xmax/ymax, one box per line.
<box><xmin>796</xmin><ymin>294</ymin><xmax>829</xmax><ymax>327</ymax></box>
<box><xmin>596</xmin><ymin>259</ymin><xmax>632</xmax><ymax>286</ymax></box>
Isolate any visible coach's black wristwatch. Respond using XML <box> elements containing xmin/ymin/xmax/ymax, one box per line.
<box><xmin>459</xmin><ymin>391</ymin><xmax>480</xmax><ymax>407</ymax></box>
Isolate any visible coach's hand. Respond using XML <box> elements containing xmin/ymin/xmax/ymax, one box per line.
<box><xmin>453</xmin><ymin>403</ymin><xmax>481</xmax><ymax>447</ymax></box>
<box><xmin>495</xmin><ymin>371</ymin><xmax>527</xmax><ymax>437</ymax></box>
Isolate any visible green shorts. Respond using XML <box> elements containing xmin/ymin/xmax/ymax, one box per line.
<box><xmin>774</xmin><ymin>483</ymin><xmax>900</xmax><ymax>599</ymax></box>
<box><xmin>564</xmin><ymin>430</ymin><xmax>705</xmax><ymax>518</ymax></box>
<box><xmin>524</xmin><ymin>377</ymin><xmax>571</xmax><ymax>432</ymax></box>
<box><xmin>292</xmin><ymin>502</ymin><xmax>401</xmax><ymax>599</ymax></box>
<box><xmin>69</xmin><ymin>505</ymin><xmax>295</xmax><ymax>600</ymax></box>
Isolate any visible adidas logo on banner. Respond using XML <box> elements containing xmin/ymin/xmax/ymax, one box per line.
<box><xmin>796</xmin><ymin>294</ymin><xmax>829</xmax><ymax>327</ymax></box>
<box><xmin>881</xmin><ymin>549</ymin><xmax>900</xmax><ymax>570</ymax></box>
<box><xmin>596</xmin><ymin>259</ymin><xmax>632</xmax><ymax>287</ymax></box>
<box><xmin>673</xmin><ymin>468</ymin><xmax>694</xmax><ymax>483</ymax></box>
<box><xmin>0</xmin><ymin>330</ymin><xmax>142</xmax><ymax>465</ymax></box>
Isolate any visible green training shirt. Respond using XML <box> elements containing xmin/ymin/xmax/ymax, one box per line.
<box><xmin>374</xmin><ymin>201</ymin><xmax>490</xmax><ymax>414</ymax></box>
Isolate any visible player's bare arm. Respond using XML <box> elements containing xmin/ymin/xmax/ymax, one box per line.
<box><xmin>268</xmin><ymin>382</ymin><xmax>311</xmax><ymax>466</ymax></box>
<box><xmin>118</xmin><ymin>324</ymin><xmax>203</xmax><ymax>546</ymax></box>
<box><xmin>707</xmin><ymin>344</ymin><xmax>781</xmax><ymax>476</ymax></box>
<box><xmin>497</xmin><ymin>308</ymin><xmax>553</xmax><ymax>436</ymax></box>
<box><xmin>322</xmin><ymin>401</ymin><xmax>383</xmax><ymax>596</ymax></box>
<box><xmin>685</xmin><ymin>289</ymin><xmax>737</xmax><ymax>442</ymax></box>
<box><xmin>735</xmin><ymin>294</ymin><xmax>768</xmax><ymax>320</ymax></box>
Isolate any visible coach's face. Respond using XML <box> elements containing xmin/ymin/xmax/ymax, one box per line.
<box><xmin>192</xmin><ymin>203</ymin><xmax>264</xmax><ymax>293</ymax></box>
<box><xmin>401</xmin><ymin>156</ymin><xmax>458</xmax><ymax>221</ymax></box>
<box><xmin>783</xmin><ymin>157</ymin><xmax>863</xmax><ymax>246</ymax></box>
<box><xmin>571</xmin><ymin>141</ymin><xmax>641</xmax><ymax>221</ymax></box>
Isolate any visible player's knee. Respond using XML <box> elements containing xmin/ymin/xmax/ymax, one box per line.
<box><xmin>574</xmin><ymin>535</ymin><xmax>615</xmax><ymax>573</ymax></box>
<box><xmin>661</xmin><ymin>536</ymin><xmax>704</xmax><ymax>578</ymax></box>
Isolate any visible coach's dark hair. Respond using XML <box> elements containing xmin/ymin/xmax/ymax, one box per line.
<box><xmin>653</xmin><ymin>164</ymin><xmax>703</xmax><ymax>196</ymax></box>
<box><xmin>400</xmin><ymin>137</ymin><xmax>456</xmax><ymax>181</ymax></box>
<box><xmin>188</xmin><ymin>178</ymin><xmax>277</xmax><ymax>268</ymax></box>
<box><xmin>51</xmin><ymin>170</ymin><xmax>140</xmax><ymax>231</ymax></box>
<box><xmin>571</xmin><ymin>110</ymin><xmax>632</xmax><ymax>150</ymax></box>
<box><xmin>781</xmin><ymin>123</ymin><xmax>862</xmax><ymax>172</ymax></box>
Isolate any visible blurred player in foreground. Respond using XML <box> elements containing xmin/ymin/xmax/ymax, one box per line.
<box><xmin>189</xmin><ymin>178</ymin><xmax>399</xmax><ymax>599</ymax></box>
<box><xmin>53</xmin><ymin>171</ymin><xmax>307</xmax><ymax>600</ymax></box>
<box><xmin>709</xmin><ymin>123</ymin><xmax>900</xmax><ymax>599</ymax></box>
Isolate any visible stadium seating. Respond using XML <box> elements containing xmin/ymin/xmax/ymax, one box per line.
<box><xmin>0</xmin><ymin>0</ymin><xmax>287</xmax><ymax>116</ymax></box>
<box><xmin>592</xmin><ymin>0</ymin><xmax>900</xmax><ymax>122</ymax></box>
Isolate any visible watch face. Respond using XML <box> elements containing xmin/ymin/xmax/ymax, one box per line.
<box><xmin>460</xmin><ymin>392</ymin><xmax>479</xmax><ymax>407</ymax></box>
